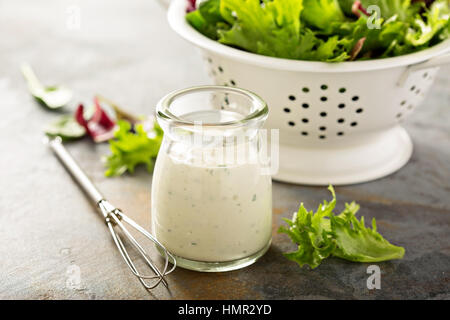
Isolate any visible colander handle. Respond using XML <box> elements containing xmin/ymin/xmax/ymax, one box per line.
<box><xmin>398</xmin><ymin>52</ymin><xmax>450</xmax><ymax>86</ymax></box>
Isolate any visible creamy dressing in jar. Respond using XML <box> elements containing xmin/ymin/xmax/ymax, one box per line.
<box><xmin>152</xmin><ymin>143</ymin><xmax>272</xmax><ymax>262</ymax></box>
<box><xmin>152</xmin><ymin>86</ymin><xmax>272</xmax><ymax>271</ymax></box>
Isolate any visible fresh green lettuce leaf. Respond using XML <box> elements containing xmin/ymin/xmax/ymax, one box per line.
<box><xmin>331</xmin><ymin>202</ymin><xmax>405</xmax><ymax>262</ymax></box>
<box><xmin>44</xmin><ymin>115</ymin><xmax>86</xmax><ymax>141</ymax></box>
<box><xmin>218</xmin><ymin>0</ymin><xmax>351</xmax><ymax>61</ymax></box>
<box><xmin>338</xmin><ymin>0</ymin><xmax>421</xmax><ymax>21</ymax></box>
<box><xmin>186</xmin><ymin>10</ymin><xmax>216</xmax><ymax>39</ymax></box>
<box><xmin>302</xmin><ymin>0</ymin><xmax>346</xmax><ymax>30</ymax></box>
<box><xmin>376</xmin><ymin>0</ymin><xmax>421</xmax><ymax>22</ymax></box>
<box><xmin>406</xmin><ymin>0</ymin><xmax>450</xmax><ymax>46</ymax></box>
<box><xmin>278</xmin><ymin>188</ymin><xmax>336</xmax><ymax>268</ymax></box>
<box><xmin>104</xmin><ymin>120</ymin><xmax>163</xmax><ymax>177</ymax></box>
<box><xmin>279</xmin><ymin>186</ymin><xmax>405</xmax><ymax>269</ymax></box>
<box><xmin>186</xmin><ymin>0</ymin><xmax>229</xmax><ymax>39</ymax></box>
<box><xmin>218</xmin><ymin>0</ymin><xmax>304</xmax><ymax>59</ymax></box>
<box><xmin>186</xmin><ymin>0</ymin><xmax>450</xmax><ymax>61</ymax></box>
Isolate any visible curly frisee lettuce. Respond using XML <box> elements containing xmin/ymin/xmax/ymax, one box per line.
<box><xmin>186</xmin><ymin>0</ymin><xmax>450</xmax><ymax>61</ymax></box>
<box><xmin>278</xmin><ymin>186</ymin><xmax>405</xmax><ymax>269</ymax></box>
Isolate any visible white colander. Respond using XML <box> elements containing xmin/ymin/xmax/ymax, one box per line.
<box><xmin>165</xmin><ymin>0</ymin><xmax>450</xmax><ymax>185</ymax></box>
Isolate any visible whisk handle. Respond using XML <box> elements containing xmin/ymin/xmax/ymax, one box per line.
<box><xmin>48</xmin><ymin>137</ymin><xmax>104</xmax><ymax>204</ymax></box>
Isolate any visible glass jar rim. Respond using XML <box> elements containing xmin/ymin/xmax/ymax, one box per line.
<box><xmin>156</xmin><ymin>85</ymin><xmax>268</xmax><ymax>128</ymax></box>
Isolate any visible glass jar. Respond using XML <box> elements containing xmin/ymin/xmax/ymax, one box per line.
<box><xmin>152</xmin><ymin>86</ymin><xmax>272</xmax><ymax>272</ymax></box>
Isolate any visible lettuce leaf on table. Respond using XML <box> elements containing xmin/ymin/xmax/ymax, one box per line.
<box><xmin>186</xmin><ymin>0</ymin><xmax>450</xmax><ymax>61</ymax></box>
<box><xmin>278</xmin><ymin>186</ymin><xmax>405</xmax><ymax>269</ymax></box>
<box><xmin>217</xmin><ymin>0</ymin><xmax>304</xmax><ymax>59</ymax></box>
<box><xmin>104</xmin><ymin>120</ymin><xmax>163</xmax><ymax>177</ymax></box>
<box><xmin>186</xmin><ymin>0</ymin><xmax>229</xmax><ymax>39</ymax></box>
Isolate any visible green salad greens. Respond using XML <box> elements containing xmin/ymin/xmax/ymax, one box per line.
<box><xmin>278</xmin><ymin>186</ymin><xmax>405</xmax><ymax>268</ymax></box>
<box><xmin>186</xmin><ymin>0</ymin><xmax>450</xmax><ymax>61</ymax></box>
<box><xmin>44</xmin><ymin>115</ymin><xmax>86</xmax><ymax>141</ymax></box>
<box><xmin>104</xmin><ymin>120</ymin><xmax>163</xmax><ymax>177</ymax></box>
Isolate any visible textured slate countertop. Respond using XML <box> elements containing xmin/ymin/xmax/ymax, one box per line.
<box><xmin>1</xmin><ymin>0</ymin><xmax>449</xmax><ymax>300</ymax></box>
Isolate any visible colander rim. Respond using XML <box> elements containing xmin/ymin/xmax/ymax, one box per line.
<box><xmin>167</xmin><ymin>0</ymin><xmax>450</xmax><ymax>73</ymax></box>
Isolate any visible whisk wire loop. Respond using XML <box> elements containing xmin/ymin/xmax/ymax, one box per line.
<box><xmin>99</xmin><ymin>199</ymin><xmax>176</xmax><ymax>288</ymax></box>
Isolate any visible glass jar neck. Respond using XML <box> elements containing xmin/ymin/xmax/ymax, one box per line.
<box><xmin>156</xmin><ymin>85</ymin><xmax>268</xmax><ymax>142</ymax></box>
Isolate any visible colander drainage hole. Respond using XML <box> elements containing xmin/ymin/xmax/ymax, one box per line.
<box><xmin>338</xmin><ymin>103</ymin><xmax>345</xmax><ymax>109</ymax></box>
<box><xmin>396</xmin><ymin>113</ymin><xmax>402</xmax><ymax>118</ymax></box>
<box><xmin>319</xmin><ymin>135</ymin><xmax>326</xmax><ymax>139</ymax></box>
<box><xmin>401</xmin><ymin>100</ymin><xmax>407</xmax><ymax>106</ymax></box>
<box><xmin>288</xmin><ymin>121</ymin><xmax>296</xmax><ymax>126</ymax></box>
<box><xmin>230</xmin><ymin>80</ymin><xmax>236</xmax><ymax>86</ymax></box>
<box><xmin>356</xmin><ymin>108</ymin><xmax>363</xmax><ymax>113</ymax></box>
<box><xmin>302</xmin><ymin>118</ymin><xmax>309</xmax><ymax>123</ymax></box>
<box><xmin>352</xmin><ymin>96</ymin><xmax>359</xmax><ymax>101</ymax></box>
<box><xmin>289</xmin><ymin>95</ymin><xmax>296</xmax><ymax>101</ymax></box>
<box><xmin>423</xmin><ymin>72</ymin><xmax>428</xmax><ymax>78</ymax></box>
<box><xmin>410</xmin><ymin>85</ymin><xmax>416</xmax><ymax>91</ymax></box>
<box><xmin>321</xmin><ymin>85</ymin><xmax>328</xmax><ymax>90</ymax></box>
<box><xmin>339</xmin><ymin>88</ymin><xmax>346</xmax><ymax>93</ymax></box>
<box><xmin>218</xmin><ymin>66</ymin><xmax>224</xmax><ymax>73</ymax></box>
<box><xmin>320</xmin><ymin>112</ymin><xmax>327</xmax><ymax>117</ymax></box>
<box><xmin>337</xmin><ymin>132</ymin><xmax>344</xmax><ymax>136</ymax></box>
<box><xmin>320</xmin><ymin>96</ymin><xmax>328</xmax><ymax>102</ymax></box>
<box><xmin>283</xmin><ymin>107</ymin><xmax>291</xmax><ymax>113</ymax></box>
<box><xmin>302</xmin><ymin>103</ymin><xmax>309</xmax><ymax>109</ymax></box>
<box><xmin>337</xmin><ymin>118</ymin><xmax>345</xmax><ymax>123</ymax></box>
<box><xmin>415</xmin><ymin>89</ymin><xmax>420</xmax><ymax>95</ymax></box>
<box><xmin>301</xmin><ymin>131</ymin><xmax>308</xmax><ymax>136</ymax></box>
<box><xmin>302</xmin><ymin>87</ymin><xmax>309</xmax><ymax>93</ymax></box>
<box><xmin>350</xmin><ymin>122</ymin><xmax>358</xmax><ymax>127</ymax></box>
<box><xmin>319</xmin><ymin>126</ymin><xmax>326</xmax><ymax>131</ymax></box>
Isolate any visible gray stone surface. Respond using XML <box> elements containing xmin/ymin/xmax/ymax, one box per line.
<box><xmin>0</xmin><ymin>0</ymin><xmax>449</xmax><ymax>300</ymax></box>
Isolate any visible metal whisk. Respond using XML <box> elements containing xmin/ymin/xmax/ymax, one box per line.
<box><xmin>46</xmin><ymin>136</ymin><xmax>176</xmax><ymax>290</ymax></box>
